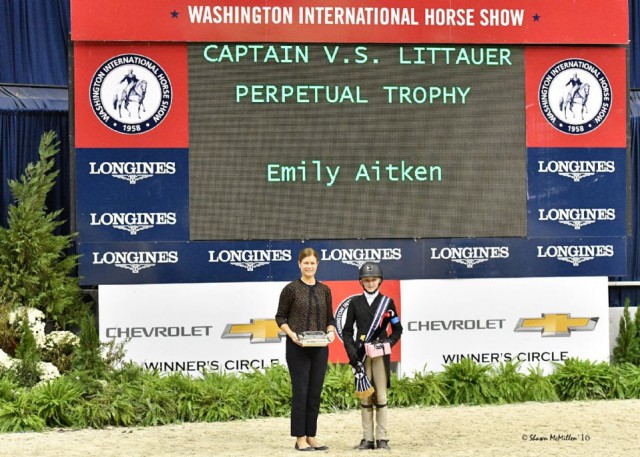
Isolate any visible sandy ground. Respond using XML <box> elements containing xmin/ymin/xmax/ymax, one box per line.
<box><xmin>2</xmin><ymin>400</ymin><xmax>640</xmax><ymax>457</ymax></box>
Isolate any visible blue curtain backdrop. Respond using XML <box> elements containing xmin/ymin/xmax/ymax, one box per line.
<box><xmin>0</xmin><ymin>0</ymin><xmax>639</xmax><ymax>296</ymax></box>
<box><xmin>0</xmin><ymin>0</ymin><xmax>70</xmax><ymax>86</ymax></box>
<box><xmin>0</xmin><ymin>87</ymin><xmax>70</xmax><ymax>231</ymax></box>
<box><xmin>0</xmin><ymin>0</ymin><xmax>71</xmax><ymax>232</ymax></box>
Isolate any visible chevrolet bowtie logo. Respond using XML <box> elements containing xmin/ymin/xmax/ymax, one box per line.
<box><xmin>514</xmin><ymin>313</ymin><xmax>598</xmax><ymax>337</ymax></box>
<box><xmin>221</xmin><ymin>319</ymin><xmax>285</xmax><ymax>343</ymax></box>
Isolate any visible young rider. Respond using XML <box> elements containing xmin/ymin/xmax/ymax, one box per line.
<box><xmin>342</xmin><ymin>262</ymin><xmax>403</xmax><ymax>451</ymax></box>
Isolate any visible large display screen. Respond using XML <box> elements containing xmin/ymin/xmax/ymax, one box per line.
<box><xmin>189</xmin><ymin>43</ymin><xmax>525</xmax><ymax>240</ymax></box>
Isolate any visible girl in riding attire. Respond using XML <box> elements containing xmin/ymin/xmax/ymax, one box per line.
<box><xmin>342</xmin><ymin>262</ymin><xmax>403</xmax><ymax>451</ymax></box>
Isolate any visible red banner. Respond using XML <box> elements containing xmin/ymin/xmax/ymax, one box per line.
<box><xmin>71</xmin><ymin>0</ymin><xmax>628</xmax><ymax>45</ymax></box>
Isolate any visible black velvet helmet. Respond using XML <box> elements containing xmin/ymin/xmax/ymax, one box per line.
<box><xmin>358</xmin><ymin>262</ymin><xmax>383</xmax><ymax>280</ymax></box>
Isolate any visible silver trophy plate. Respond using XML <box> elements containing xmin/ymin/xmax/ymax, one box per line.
<box><xmin>298</xmin><ymin>331</ymin><xmax>330</xmax><ymax>347</ymax></box>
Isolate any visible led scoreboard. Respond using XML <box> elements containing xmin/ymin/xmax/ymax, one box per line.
<box><xmin>189</xmin><ymin>44</ymin><xmax>525</xmax><ymax>240</ymax></box>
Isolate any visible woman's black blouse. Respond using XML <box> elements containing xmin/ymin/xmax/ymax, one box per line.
<box><xmin>275</xmin><ymin>279</ymin><xmax>336</xmax><ymax>334</ymax></box>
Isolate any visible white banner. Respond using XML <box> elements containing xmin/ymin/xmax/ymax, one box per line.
<box><xmin>99</xmin><ymin>282</ymin><xmax>288</xmax><ymax>375</ymax></box>
<box><xmin>100</xmin><ymin>277</ymin><xmax>610</xmax><ymax>377</ymax></box>
<box><xmin>400</xmin><ymin>277</ymin><xmax>609</xmax><ymax>376</ymax></box>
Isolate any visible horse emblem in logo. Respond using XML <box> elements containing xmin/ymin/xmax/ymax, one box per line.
<box><xmin>90</xmin><ymin>54</ymin><xmax>172</xmax><ymax>134</ymax></box>
<box><xmin>538</xmin><ymin>58</ymin><xmax>611</xmax><ymax>135</ymax></box>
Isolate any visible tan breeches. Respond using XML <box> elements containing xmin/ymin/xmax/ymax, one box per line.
<box><xmin>360</xmin><ymin>356</ymin><xmax>388</xmax><ymax>441</ymax></box>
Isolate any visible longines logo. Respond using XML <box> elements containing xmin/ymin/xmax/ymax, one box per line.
<box><xmin>430</xmin><ymin>246</ymin><xmax>509</xmax><ymax>268</ymax></box>
<box><xmin>537</xmin><ymin>208</ymin><xmax>615</xmax><ymax>230</ymax></box>
<box><xmin>537</xmin><ymin>160</ymin><xmax>615</xmax><ymax>182</ymax></box>
<box><xmin>538</xmin><ymin>58</ymin><xmax>611</xmax><ymax>135</ymax></box>
<box><xmin>92</xmin><ymin>250</ymin><xmax>179</xmax><ymax>273</ymax></box>
<box><xmin>90</xmin><ymin>212</ymin><xmax>177</xmax><ymax>235</ymax></box>
<box><xmin>320</xmin><ymin>248</ymin><xmax>402</xmax><ymax>268</ymax></box>
<box><xmin>89</xmin><ymin>161</ymin><xmax>176</xmax><ymax>184</ymax></box>
<box><xmin>536</xmin><ymin>244</ymin><xmax>614</xmax><ymax>266</ymax></box>
<box><xmin>514</xmin><ymin>313</ymin><xmax>598</xmax><ymax>337</ymax></box>
<box><xmin>90</xmin><ymin>54</ymin><xmax>172</xmax><ymax>134</ymax></box>
<box><xmin>208</xmin><ymin>249</ymin><xmax>292</xmax><ymax>271</ymax></box>
<box><xmin>221</xmin><ymin>319</ymin><xmax>285</xmax><ymax>343</ymax></box>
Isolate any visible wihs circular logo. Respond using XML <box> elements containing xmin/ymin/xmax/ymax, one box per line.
<box><xmin>89</xmin><ymin>54</ymin><xmax>172</xmax><ymax>134</ymax></box>
<box><xmin>335</xmin><ymin>295</ymin><xmax>359</xmax><ymax>342</ymax></box>
<box><xmin>538</xmin><ymin>58</ymin><xmax>611</xmax><ymax>135</ymax></box>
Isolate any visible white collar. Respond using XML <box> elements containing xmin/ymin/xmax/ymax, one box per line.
<box><xmin>364</xmin><ymin>290</ymin><xmax>379</xmax><ymax>305</ymax></box>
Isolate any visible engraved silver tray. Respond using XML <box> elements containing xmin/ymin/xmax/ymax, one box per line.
<box><xmin>299</xmin><ymin>331</ymin><xmax>330</xmax><ymax>347</ymax></box>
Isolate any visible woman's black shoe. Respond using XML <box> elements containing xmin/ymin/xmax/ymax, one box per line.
<box><xmin>295</xmin><ymin>442</ymin><xmax>315</xmax><ymax>451</ymax></box>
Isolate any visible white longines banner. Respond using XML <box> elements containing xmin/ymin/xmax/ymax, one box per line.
<box><xmin>399</xmin><ymin>277</ymin><xmax>609</xmax><ymax>376</ymax></box>
<box><xmin>99</xmin><ymin>282</ymin><xmax>289</xmax><ymax>375</ymax></box>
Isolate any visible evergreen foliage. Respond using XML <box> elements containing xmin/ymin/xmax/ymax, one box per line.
<box><xmin>71</xmin><ymin>313</ymin><xmax>108</xmax><ymax>378</ymax></box>
<box><xmin>613</xmin><ymin>300</ymin><xmax>640</xmax><ymax>365</ymax></box>
<box><xmin>12</xmin><ymin>318</ymin><xmax>42</xmax><ymax>388</ymax></box>
<box><xmin>0</xmin><ymin>131</ymin><xmax>87</xmax><ymax>328</ymax></box>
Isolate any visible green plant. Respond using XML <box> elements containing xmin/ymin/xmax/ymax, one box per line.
<box><xmin>0</xmin><ymin>391</ymin><xmax>46</xmax><ymax>432</ymax></box>
<box><xmin>130</xmin><ymin>372</ymin><xmax>179</xmax><ymax>426</ymax></box>
<box><xmin>31</xmin><ymin>375</ymin><xmax>84</xmax><ymax>427</ymax></box>
<box><xmin>71</xmin><ymin>313</ymin><xmax>108</xmax><ymax>378</ymax></box>
<box><xmin>74</xmin><ymin>381</ymin><xmax>138</xmax><ymax>429</ymax></box>
<box><xmin>162</xmin><ymin>371</ymin><xmax>201</xmax><ymax>422</ymax></box>
<box><xmin>197</xmin><ymin>370</ymin><xmax>244</xmax><ymax>422</ymax></box>
<box><xmin>0</xmin><ymin>131</ymin><xmax>88</xmax><ymax>328</ymax></box>
<box><xmin>551</xmin><ymin>358</ymin><xmax>614</xmax><ymax>400</ymax></box>
<box><xmin>12</xmin><ymin>318</ymin><xmax>42</xmax><ymax>387</ymax></box>
<box><xmin>388</xmin><ymin>368</ymin><xmax>448</xmax><ymax>407</ymax></box>
<box><xmin>0</xmin><ymin>375</ymin><xmax>19</xmax><ymax>402</ymax></box>
<box><xmin>613</xmin><ymin>363</ymin><xmax>640</xmax><ymax>398</ymax></box>
<box><xmin>412</xmin><ymin>369</ymin><xmax>448</xmax><ymax>406</ymax></box>
<box><xmin>262</xmin><ymin>364</ymin><xmax>294</xmax><ymax>412</ymax></box>
<box><xmin>441</xmin><ymin>358</ymin><xmax>497</xmax><ymax>405</ymax></box>
<box><xmin>612</xmin><ymin>300</ymin><xmax>640</xmax><ymax>365</ymax></box>
<box><xmin>387</xmin><ymin>372</ymin><xmax>416</xmax><ymax>407</ymax></box>
<box><xmin>490</xmin><ymin>360</ymin><xmax>527</xmax><ymax>404</ymax></box>
<box><xmin>242</xmin><ymin>365</ymin><xmax>294</xmax><ymax>417</ymax></box>
<box><xmin>321</xmin><ymin>363</ymin><xmax>358</xmax><ymax>412</ymax></box>
<box><xmin>522</xmin><ymin>365</ymin><xmax>559</xmax><ymax>402</ymax></box>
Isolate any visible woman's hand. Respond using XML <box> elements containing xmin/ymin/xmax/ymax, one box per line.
<box><xmin>290</xmin><ymin>332</ymin><xmax>302</xmax><ymax>346</ymax></box>
<box><xmin>281</xmin><ymin>323</ymin><xmax>302</xmax><ymax>346</ymax></box>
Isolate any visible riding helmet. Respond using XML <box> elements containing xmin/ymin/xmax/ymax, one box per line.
<box><xmin>359</xmin><ymin>262</ymin><xmax>383</xmax><ymax>280</ymax></box>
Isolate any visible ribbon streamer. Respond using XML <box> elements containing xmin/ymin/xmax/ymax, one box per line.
<box><xmin>353</xmin><ymin>361</ymin><xmax>375</xmax><ymax>398</ymax></box>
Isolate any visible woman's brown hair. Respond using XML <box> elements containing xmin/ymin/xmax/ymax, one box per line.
<box><xmin>298</xmin><ymin>247</ymin><xmax>319</xmax><ymax>262</ymax></box>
